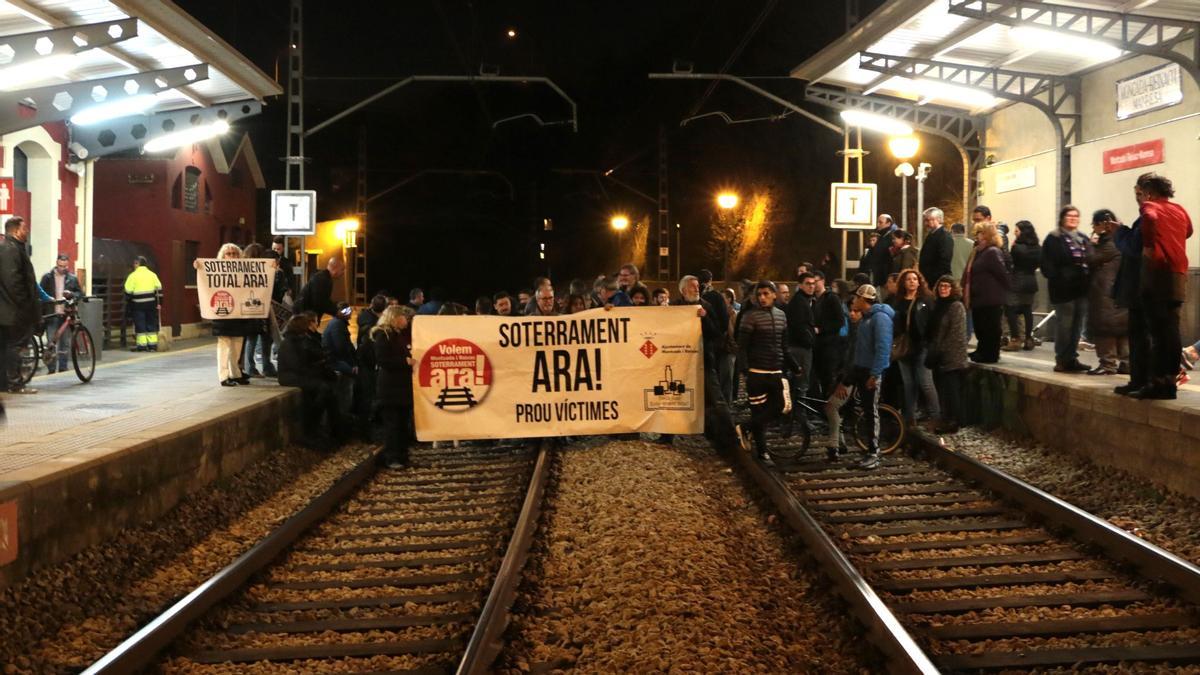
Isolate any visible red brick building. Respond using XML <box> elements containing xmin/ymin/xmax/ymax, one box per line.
<box><xmin>92</xmin><ymin>133</ymin><xmax>266</xmax><ymax>337</ymax></box>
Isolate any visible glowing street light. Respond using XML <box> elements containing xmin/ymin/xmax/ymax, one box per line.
<box><xmin>716</xmin><ymin>192</ymin><xmax>739</xmax><ymax>210</ymax></box>
<box><xmin>335</xmin><ymin>217</ymin><xmax>360</xmax><ymax>248</ymax></box>
<box><xmin>888</xmin><ymin>135</ymin><xmax>920</xmax><ymax>160</ymax></box>
<box><xmin>610</xmin><ymin>214</ymin><xmax>630</xmax><ymax>231</ymax></box>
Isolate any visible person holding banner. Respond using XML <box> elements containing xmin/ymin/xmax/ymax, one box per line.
<box><xmin>674</xmin><ymin>275</ymin><xmax>737</xmax><ymax>450</ymax></box>
<box><xmin>196</xmin><ymin>243</ymin><xmax>251</xmax><ymax>386</ymax></box>
<box><xmin>371</xmin><ymin>305</ymin><xmax>415</xmax><ymax>469</ymax></box>
<box><xmin>735</xmin><ymin>280</ymin><xmax>800</xmax><ymax>463</ymax></box>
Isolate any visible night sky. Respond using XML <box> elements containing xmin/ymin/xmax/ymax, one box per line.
<box><xmin>175</xmin><ymin>0</ymin><xmax>964</xmax><ymax>301</ymax></box>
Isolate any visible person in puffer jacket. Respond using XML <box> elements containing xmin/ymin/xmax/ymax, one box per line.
<box><xmin>735</xmin><ymin>280</ymin><xmax>800</xmax><ymax>463</ymax></box>
<box><xmin>818</xmin><ymin>283</ymin><xmax>894</xmax><ymax>469</ymax></box>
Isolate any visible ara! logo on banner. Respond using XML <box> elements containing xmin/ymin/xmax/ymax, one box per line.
<box><xmin>418</xmin><ymin>338</ymin><xmax>493</xmax><ymax>412</ymax></box>
<box><xmin>210</xmin><ymin>291</ymin><xmax>236</xmax><ymax>316</ymax></box>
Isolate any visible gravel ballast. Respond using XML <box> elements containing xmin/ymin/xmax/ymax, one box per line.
<box><xmin>499</xmin><ymin>439</ymin><xmax>874</xmax><ymax>673</ymax></box>
<box><xmin>0</xmin><ymin>444</ymin><xmax>374</xmax><ymax>674</ymax></box>
<box><xmin>944</xmin><ymin>428</ymin><xmax>1200</xmax><ymax>565</ymax></box>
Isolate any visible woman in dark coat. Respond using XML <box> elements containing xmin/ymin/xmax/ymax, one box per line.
<box><xmin>1004</xmin><ymin>221</ymin><xmax>1041</xmax><ymax>351</ymax></box>
<box><xmin>925</xmin><ymin>275</ymin><xmax>969</xmax><ymax>433</ymax></box>
<box><xmin>889</xmin><ymin>268</ymin><xmax>938</xmax><ymax>423</ymax></box>
<box><xmin>967</xmin><ymin>222</ymin><xmax>1010</xmax><ymax>364</ymax></box>
<box><xmin>1086</xmin><ymin>209</ymin><xmax>1129</xmax><ymax>375</ymax></box>
<box><xmin>277</xmin><ymin>312</ymin><xmax>340</xmax><ymax>445</ymax></box>
<box><xmin>372</xmin><ymin>305</ymin><xmax>415</xmax><ymax>469</ymax></box>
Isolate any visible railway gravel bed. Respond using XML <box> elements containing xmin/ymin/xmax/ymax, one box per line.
<box><xmin>498</xmin><ymin>438</ymin><xmax>874</xmax><ymax>674</ymax></box>
<box><xmin>948</xmin><ymin>428</ymin><xmax>1200</xmax><ymax>565</ymax></box>
<box><xmin>0</xmin><ymin>443</ymin><xmax>373</xmax><ymax>675</ymax></box>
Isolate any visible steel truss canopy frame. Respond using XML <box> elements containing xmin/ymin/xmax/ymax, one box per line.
<box><xmin>0</xmin><ymin>0</ymin><xmax>280</xmax><ymax>152</ymax></box>
<box><xmin>790</xmin><ymin>0</ymin><xmax>1200</xmax><ymax>113</ymax></box>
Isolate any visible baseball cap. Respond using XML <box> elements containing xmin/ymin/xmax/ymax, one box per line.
<box><xmin>338</xmin><ymin>305</ymin><xmax>353</xmax><ymax>318</ymax></box>
<box><xmin>855</xmin><ymin>284</ymin><xmax>878</xmax><ymax>301</ymax></box>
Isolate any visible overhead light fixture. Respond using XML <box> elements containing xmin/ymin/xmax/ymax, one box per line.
<box><xmin>839</xmin><ymin>110</ymin><xmax>913</xmax><ymax>136</ymax></box>
<box><xmin>70</xmin><ymin>94</ymin><xmax>159</xmax><ymax>125</ymax></box>
<box><xmin>143</xmin><ymin>119</ymin><xmax>229</xmax><ymax>153</ymax></box>
<box><xmin>908</xmin><ymin>79</ymin><xmax>997</xmax><ymax>109</ymax></box>
<box><xmin>0</xmin><ymin>54</ymin><xmax>76</xmax><ymax>91</ymax></box>
<box><xmin>1009</xmin><ymin>26</ymin><xmax>1123</xmax><ymax>62</ymax></box>
<box><xmin>716</xmin><ymin>192</ymin><xmax>739</xmax><ymax>210</ymax></box>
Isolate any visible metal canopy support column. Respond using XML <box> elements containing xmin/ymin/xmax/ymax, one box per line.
<box><xmin>284</xmin><ymin>0</ymin><xmax>307</xmax><ymax>284</ymax></box>
<box><xmin>657</xmin><ymin>125</ymin><xmax>669</xmax><ymax>282</ymax></box>
<box><xmin>857</xmin><ymin>51</ymin><xmax>1078</xmax><ymax>209</ymax></box>
<box><xmin>948</xmin><ymin>0</ymin><xmax>1200</xmax><ymax>86</ymax></box>
<box><xmin>804</xmin><ymin>84</ymin><xmax>984</xmax><ymax>223</ymax></box>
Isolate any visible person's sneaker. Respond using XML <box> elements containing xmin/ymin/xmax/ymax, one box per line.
<box><xmin>1129</xmin><ymin>385</ymin><xmax>1177</xmax><ymax>400</ymax></box>
<box><xmin>856</xmin><ymin>452</ymin><xmax>881</xmax><ymax>470</ymax></box>
<box><xmin>758</xmin><ymin>450</ymin><xmax>774</xmax><ymax>465</ymax></box>
<box><xmin>1023</xmin><ymin>337</ymin><xmax>1036</xmax><ymax>351</ymax></box>
<box><xmin>220</xmin><ymin>379</ymin><xmax>238</xmax><ymax>387</ymax></box>
<box><xmin>1086</xmin><ymin>366</ymin><xmax>1116</xmax><ymax>376</ymax></box>
<box><xmin>8</xmin><ymin>386</ymin><xmax>36</xmax><ymax>394</ymax></box>
<box><xmin>1079</xmin><ymin>341</ymin><xmax>1095</xmax><ymax>351</ymax></box>
<box><xmin>130</xmin><ymin>346</ymin><xmax>145</xmax><ymax>352</ymax></box>
<box><xmin>263</xmin><ymin>366</ymin><xmax>278</xmax><ymax>377</ymax></box>
<box><xmin>247</xmin><ymin>369</ymin><xmax>264</xmax><ymax>378</ymax></box>
<box><xmin>235</xmin><ymin>375</ymin><xmax>252</xmax><ymax>385</ymax></box>
<box><xmin>825</xmin><ymin>445</ymin><xmax>848</xmax><ymax>462</ymax></box>
<box><xmin>1069</xmin><ymin>361</ymin><xmax>1091</xmax><ymax>372</ymax></box>
<box><xmin>384</xmin><ymin>457</ymin><xmax>409</xmax><ymax>469</ymax></box>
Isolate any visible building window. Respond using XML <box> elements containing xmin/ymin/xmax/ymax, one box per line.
<box><xmin>182</xmin><ymin>166</ymin><xmax>201</xmax><ymax>213</ymax></box>
<box><xmin>13</xmin><ymin>147</ymin><xmax>28</xmax><ymax>190</ymax></box>
<box><xmin>184</xmin><ymin>240</ymin><xmax>200</xmax><ymax>286</ymax></box>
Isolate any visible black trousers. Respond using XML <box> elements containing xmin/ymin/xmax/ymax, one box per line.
<box><xmin>380</xmin><ymin>404</ymin><xmax>413</xmax><ymax>464</ymax></box>
<box><xmin>1</xmin><ymin>324</ymin><xmax>32</xmax><ymax>389</ymax></box>
<box><xmin>1126</xmin><ymin>304</ymin><xmax>1150</xmax><ymax>388</ymax></box>
<box><xmin>972</xmin><ymin>305</ymin><xmax>1003</xmax><ymax>363</ymax></box>
<box><xmin>1144</xmin><ymin>296</ymin><xmax>1183</xmax><ymax>387</ymax></box>
<box><xmin>812</xmin><ymin>337</ymin><xmax>843</xmax><ymax>398</ymax></box>
<box><xmin>296</xmin><ymin>379</ymin><xmax>341</xmax><ymax>441</ymax></box>
<box><xmin>934</xmin><ymin>368</ymin><xmax>964</xmax><ymax>424</ymax></box>
<box><xmin>703</xmin><ymin>364</ymin><xmax>737</xmax><ymax>451</ymax></box>
<box><xmin>746</xmin><ymin>371</ymin><xmax>787</xmax><ymax>454</ymax></box>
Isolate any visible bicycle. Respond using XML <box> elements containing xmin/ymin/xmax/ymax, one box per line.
<box><xmin>16</xmin><ymin>290</ymin><xmax>97</xmax><ymax>384</ymax></box>
<box><xmin>787</xmin><ymin>387</ymin><xmax>905</xmax><ymax>456</ymax></box>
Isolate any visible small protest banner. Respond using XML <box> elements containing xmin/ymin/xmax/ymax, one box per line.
<box><xmin>411</xmin><ymin>306</ymin><xmax>704</xmax><ymax>440</ymax></box>
<box><xmin>196</xmin><ymin>258</ymin><xmax>275</xmax><ymax>320</ymax></box>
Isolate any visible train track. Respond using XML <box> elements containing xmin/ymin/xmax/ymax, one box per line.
<box><xmin>84</xmin><ymin>439</ymin><xmax>550</xmax><ymax>675</ymax></box>
<box><xmin>736</xmin><ymin>426</ymin><xmax>1200</xmax><ymax>673</ymax></box>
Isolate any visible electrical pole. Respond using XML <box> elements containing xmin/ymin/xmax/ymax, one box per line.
<box><xmin>284</xmin><ymin>0</ymin><xmax>306</xmax><ymax>286</ymax></box>
<box><xmin>657</xmin><ymin>126</ymin><xmax>670</xmax><ymax>281</ymax></box>
<box><xmin>916</xmin><ymin>162</ymin><xmax>931</xmax><ymax>248</ymax></box>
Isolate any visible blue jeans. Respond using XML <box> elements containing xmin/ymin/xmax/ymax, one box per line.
<box><xmin>1053</xmin><ymin>298</ymin><xmax>1087</xmax><ymax>366</ymax></box>
<box><xmin>897</xmin><ymin>349</ymin><xmax>939</xmax><ymax>421</ymax></box>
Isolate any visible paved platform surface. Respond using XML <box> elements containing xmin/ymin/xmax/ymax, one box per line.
<box><xmin>0</xmin><ymin>341</ymin><xmax>286</xmax><ymax>479</ymax></box>
<box><xmin>974</xmin><ymin>341</ymin><xmax>1200</xmax><ymax>406</ymax></box>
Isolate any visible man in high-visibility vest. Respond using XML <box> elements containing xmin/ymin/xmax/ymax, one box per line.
<box><xmin>124</xmin><ymin>256</ymin><xmax>162</xmax><ymax>351</ymax></box>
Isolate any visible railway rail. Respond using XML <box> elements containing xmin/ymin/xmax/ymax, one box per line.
<box><xmin>737</xmin><ymin>427</ymin><xmax>1200</xmax><ymax>673</ymax></box>
<box><xmin>84</xmin><ymin>439</ymin><xmax>550</xmax><ymax>675</ymax></box>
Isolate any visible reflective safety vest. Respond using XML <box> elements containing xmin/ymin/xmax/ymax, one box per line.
<box><xmin>124</xmin><ymin>266</ymin><xmax>162</xmax><ymax>304</ymax></box>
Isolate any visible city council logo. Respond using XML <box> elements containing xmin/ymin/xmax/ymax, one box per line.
<box><xmin>417</xmin><ymin>338</ymin><xmax>493</xmax><ymax>411</ymax></box>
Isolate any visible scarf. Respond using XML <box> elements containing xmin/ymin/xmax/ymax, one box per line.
<box><xmin>1061</xmin><ymin>228</ymin><xmax>1088</xmax><ymax>269</ymax></box>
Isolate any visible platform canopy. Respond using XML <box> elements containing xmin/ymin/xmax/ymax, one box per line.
<box><xmin>791</xmin><ymin>0</ymin><xmax>1200</xmax><ymax>114</ymax></box>
<box><xmin>0</xmin><ymin>0</ymin><xmax>281</xmax><ymax>152</ymax></box>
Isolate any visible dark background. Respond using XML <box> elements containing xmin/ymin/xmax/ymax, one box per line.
<box><xmin>175</xmin><ymin>0</ymin><xmax>965</xmax><ymax>301</ymax></box>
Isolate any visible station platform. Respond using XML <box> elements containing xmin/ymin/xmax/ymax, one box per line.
<box><xmin>962</xmin><ymin>341</ymin><xmax>1200</xmax><ymax>500</ymax></box>
<box><xmin>0</xmin><ymin>342</ymin><xmax>299</xmax><ymax>590</ymax></box>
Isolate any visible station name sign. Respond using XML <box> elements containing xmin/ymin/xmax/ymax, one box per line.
<box><xmin>1102</xmin><ymin>138</ymin><xmax>1164</xmax><ymax>174</ymax></box>
<box><xmin>1116</xmin><ymin>63</ymin><xmax>1182</xmax><ymax>121</ymax></box>
<box><xmin>829</xmin><ymin>182</ymin><xmax>877</xmax><ymax>230</ymax></box>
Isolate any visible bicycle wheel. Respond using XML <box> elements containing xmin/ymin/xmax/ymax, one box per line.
<box><xmin>16</xmin><ymin>335</ymin><xmax>40</xmax><ymax>385</ymax></box>
<box><xmin>71</xmin><ymin>325</ymin><xmax>96</xmax><ymax>383</ymax></box>
<box><xmin>854</xmin><ymin>403</ymin><xmax>906</xmax><ymax>454</ymax></box>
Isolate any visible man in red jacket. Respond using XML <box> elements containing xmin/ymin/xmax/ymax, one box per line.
<box><xmin>1131</xmin><ymin>172</ymin><xmax>1193</xmax><ymax>400</ymax></box>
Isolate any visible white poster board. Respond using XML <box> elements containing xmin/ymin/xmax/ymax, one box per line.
<box><xmin>196</xmin><ymin>258</ymin><xmax>276</xmax><ymax>319</ymax></box>
<box><xmin>411</xmin><ymin>307</ymin><xmax>704</xmax><ymax>440</ymax></box>
<box><xmin>1116</xmin><ymin>63</ymin><xmax>1183</xmax><ymax>121</ymax></box>
<box><xmin>829</xmin><ymin>182</ymin><xmax>877</xmax><ymax>230</ymax></box>
<box><xmin>271</xmin><ymin>190</ymin><xmax>317</xmax><ymax>235</ymax></box>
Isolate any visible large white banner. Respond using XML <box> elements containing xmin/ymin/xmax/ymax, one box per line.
<box><xmin>196</xmin><ymin>258</ymin><xmax>275</xmax><ymax>320</ymax></box>
<box><xmin>412</xmin><ymin>306</ymin><xmax>704</xmax><ymax>440</ymax></box>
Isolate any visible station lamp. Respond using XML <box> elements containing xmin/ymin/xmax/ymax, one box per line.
<box><xmin>71</xmin><ymin>94</ymin><xmax>160</xmax><ymax>126</ymax></box>
<box><xmin>335</xmin><ymin>218</ymin><xmax>360</xmax><ymax>248</ymax></box>
<box><xmin>610</xmin><ymin>214</ymin><xmax>630</xmax><ymax>231</ymax></box>
<box><xmin>888</xmin><ymin>135</ymin><xmax>920</xmax><ymax>160</ymax></box>
<box><xmin>716</xmin><ymin>192</ymin><xmax>739</xmax><ymax>210</ymax></box>
<box><xmin>144</xmin><ymin>120</ymin><xmax>230</xmax><ymax>153</ymax></box>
